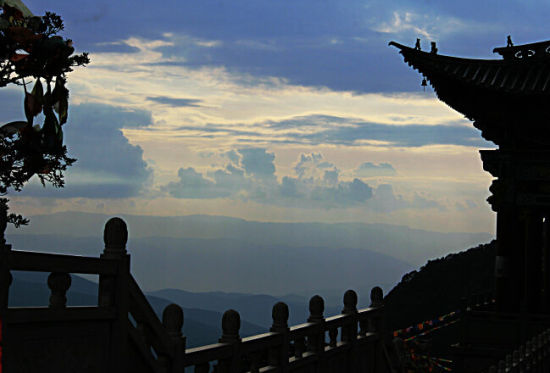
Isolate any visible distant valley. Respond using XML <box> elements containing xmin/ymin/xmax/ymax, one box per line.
<box><xmin>6</xmin><ymin>211</ymin><xmax>492</xmax><ymax>298</ymax></box>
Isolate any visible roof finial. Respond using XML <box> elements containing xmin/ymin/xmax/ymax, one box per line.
<box><xmin>431</xmin><ymin>41</ymin><xmax>438</xmax><ymax>54</ymax></box>
<box><xmin>415</xmin><ymin>38</ymin><xmax>421</xmax><ymax>51</ymax></box>
<box><xmin>507</xmin><ymin>35</ymin><xmax>513</xmax><ymax>47</ymax></box>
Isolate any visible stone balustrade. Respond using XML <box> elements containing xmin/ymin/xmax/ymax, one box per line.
<box><xmin>486</xmin><ymin>328</ymin><xmax>550</xmax><ymax>373</ymax></box>
<box><xmin>0</xmin><ymin>217</ymin><xmax>391</xmax><ymax>373</ymax></box>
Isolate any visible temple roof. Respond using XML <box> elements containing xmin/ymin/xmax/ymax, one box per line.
<box><xmin>389</xmin><ymin>40</ymin><xmax>550</xmax><ymax>94</ymax></box>
<box><xmin>389</xmin><ymin>40</ymin><xmax>550</xmax><ymax>148</ymax></box>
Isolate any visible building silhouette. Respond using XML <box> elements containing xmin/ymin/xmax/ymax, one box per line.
<box><xmin>391</xmin><ymin>37</ymin><xmax>550</xmax><ymax>371</ymax></box>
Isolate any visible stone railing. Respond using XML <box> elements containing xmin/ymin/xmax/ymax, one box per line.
<box><xmin>486</xmin><ymin>328</ymin><xmax>550</xmax><ymax>373</ymax></box>
<box><xmin>0</xmin><ymin>217</ymin><xmax>391</xmax><ymax>373</ymax></box>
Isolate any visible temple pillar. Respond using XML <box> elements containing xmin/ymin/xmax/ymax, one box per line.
<box><xmin>495</xmin><ymin>205</ymin><xmax>522</xmax><ymax>312</ymax></box>
<box><xmin>523</xmin><ymin>211</ymin><xmax>542</xmax><ymax>313</ymax></box>
<box><xmin>541</xmin><ymin>216</ymin><xmax>550</xmax><ymax>312</ymax></box>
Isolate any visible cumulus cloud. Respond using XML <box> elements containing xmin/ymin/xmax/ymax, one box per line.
<box><xmin>238</xmin><ymin>148</ymin><xmax>276</xmax><ymax>179</ymax></box>
<box><xmin>19</xmin><ymin>103</ymin><xmax>153</xmax><ymax>199</ymax></box>
<box><xmin>162</xmin><ymin>149</ymin><xmax>441</xmax><ymax>211</ymax></box>
<box><xmin>163</xmin><ymin>167</ymin><xmax>231</xmax><ymax>199</ymax></box>
<box><xmin>356</xmin><ymin>162</ymin><xmax>397</xmax><ymax>177</ymax></box>
<box><xmin>456</xmin><ymin>199</ymin><xmax>478</xmax><ymax>211</ymax></box>
<box><xmin>367</xmin><ymin>184</ymin><xmax>444</xmax><ymax>212</ymax></box>
<box><xmin>294</xmin><ymin>153</ymin><xmax>324</xmax><ymax>178</ymax></box>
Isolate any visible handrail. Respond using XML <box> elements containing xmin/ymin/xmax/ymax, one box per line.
<box><xmin>5</xmin><ymin>306</ymin><xmax>116</xmax><ymax>323</ymax></box>
<box><xmin>128</xmin><ymin>274</ymin><xmax>175</xmax><ymax>360</ymax></box>
<box><xmin>7</xmin><ymin>249</ymin><xmax>118</xmax><ymax>274</ymax></box>
<box><xmin>179</xmin><ymin>290</ymin><xmax>387</xmax><ymax>372</ymax></box>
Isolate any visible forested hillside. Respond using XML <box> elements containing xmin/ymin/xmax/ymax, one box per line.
<box><xmin>384</xmin><ymin>241</ymin><xmax>497</xmax><ymax>331</ymax></box>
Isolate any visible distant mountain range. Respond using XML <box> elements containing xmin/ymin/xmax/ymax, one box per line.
<box><xmin>6</xmin><ymin>212</ymin><xmax>491</xmax><ymax>297</ymax></box>
<box><xmin>7</xmin><ymin>211</ymin><xmax>492</xmax><ymax>266</ymax></box>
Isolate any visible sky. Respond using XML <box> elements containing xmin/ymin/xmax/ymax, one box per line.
<box><xmin>5</xmin><ymin>0</ymin><xmax>547</xmax><ymax>234</ymax></box>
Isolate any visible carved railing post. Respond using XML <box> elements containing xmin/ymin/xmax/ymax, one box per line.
<box><xmin>307</xmin><ymin>295</ymin><xmax>325</xmax><ymax>353</ymax></box>
<box><xmin>341</xmin><ymin>290</ymin><xmax>358</xmax><ymax>342</ymax></box>
<box><xmin>47</xmin><ymin>272</ymin><xmax>71</xmax><ymax>309</ymax></box>
<box><xmin>99</xmin><ymin>217</ymin><xmax>130</xmax><ymax>373</ymax></box>
<box><xmin>307</xmin><ymin>295</ymin><xmax>326</xmax><ymax>373</ymax></box>
<box><xmin>544</xmin><ymin>331</ymin><xmax>550</xmax><ymax>371</ymax></box>
<box><xmin>369</xmin><ymin>287</ymin><xmax>385</xmax><ymax>336</ymax></box>
<box><xmin>369</xmin><ymin>286</ymin><xmax>387</xmax><ymax>373</ymax></box>
<box><xmin>217</xmin><ymin>309</ymin><xmax>241</xmax><ymax>373</ymax></box>
<box><xmin>269</xmin><ymin>302</ymin><xmax>289</xmax><ymax>372</ymax></box>
<box><xmin>341</xmin><ymin>290</ymin><xmax>358</xmax><ymax>372</ymax></box>
<box><xmin>162</xmin><ymin>303</ymin><xmax>185</xmax><ymax>373</ymax></box>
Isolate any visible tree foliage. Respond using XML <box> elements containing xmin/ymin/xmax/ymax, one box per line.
<box><xmin>0</xmin><ymin>3</ymin><xmax>88</xmax><ymax>227</ymax></box>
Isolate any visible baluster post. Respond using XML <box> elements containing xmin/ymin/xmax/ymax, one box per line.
<box><xmin>519</xmin><ymin>345</ymin><xmax>526</xmax><ymax>372</ymax></box>
<box><xmin>525</xmin><ymin>340</ymin><xmax>533</xmax><ymax>372</ymax></box>
<box><xmin>512</xmin><ymin>350</ymin><xmax>519</xmax><ymax>372</ymax></box>
<box><xmin>99</xmin><ymin>217</ymin><xmax>130</xmax><ymax>373</ymax></box>
<box><xmin>535</xmin><ymin>333</ymin><xmax>543</xmax><ymax>372</ymax></box>
<box><xmin>505</xmin><ymin>354</ymin><xmax>512</xmax><ymax>373</ymax></box>
<box><xmin>341</xmin><ymin>290</ymin><xmax>358</xmax><ymax>372</ymax></box>
<box><xmin>217</xmin><ymin>309</ymin><xmax>241</xmax><ymax>373</ymax></box>
<box><xmin>544</xmin><ymin>331</ymin><xmax>550</xmax><ymax>371</ymax></box>
<box><xmin>370</xmin><ymin>286</ymin><xmax>387</xmax><ymax>373</ymax></box>
<box><xmin>269</xmin><ymin>302</ymin><xmax>289</xmax><ymax>371</ymax></box>
<box><xmin>47</xmin><ymin>272</ymin><xmax>71</xmax><ymax>309</ymax></box>
<box><xmin>162</xmin><ymin>303</ymin><xmax>185</xmax><ymax>373</ymax></box>
<box><xmin>307</xmin><ymin>295</ymin><xmax>325</xmax><ymax>353</ymax></box>
<box><xmin>341</xmin><ymin>289</ymin><xmax>358</xmax><ymax>342</ymax></box>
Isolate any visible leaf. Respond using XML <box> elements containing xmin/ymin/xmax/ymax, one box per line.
<box><xmin>55</xmin><ymin>97</ymin><xmax>68</xmax><ymax>125</ymax></box>
<box><xmin>24</xmin><ymin>78</ymin><xmax>43</xmax><ymax>123</ymax></box>
<box><xmin>51</xmin><ymin>77</ymin><xmax>68</xmax><ymax>124</ymax></box>
<box><xmin>42</xmin><ymin>105</ymin><xmax>62</xmax><ymax>151</ymax></box>
<box><xmin>31</xmin><ymin>78</ymin><xmax>43</xmax><ymax>102</ymax></box>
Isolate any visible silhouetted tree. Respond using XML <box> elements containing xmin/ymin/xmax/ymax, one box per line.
<box><xmin>0</xmin><ymin>1</ymin><xmax>88</xmax><ymax>227</ymax></box>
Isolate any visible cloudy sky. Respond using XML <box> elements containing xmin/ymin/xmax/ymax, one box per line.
<box><xmin>6</xmin><ymin>0</ymin><xmax>546</xmax><ymax>234</ymax></box>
